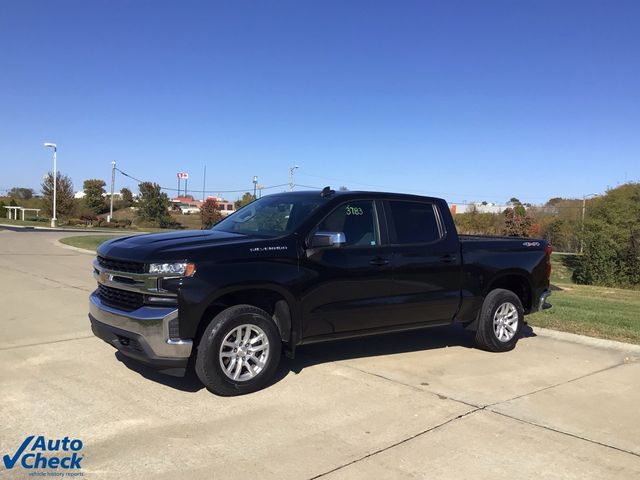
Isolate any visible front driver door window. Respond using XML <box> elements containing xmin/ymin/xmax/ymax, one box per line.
<box><xmin>316</xmin><ymin>200</ymin><xmax>379</xmax><ymax>247</ymax></box>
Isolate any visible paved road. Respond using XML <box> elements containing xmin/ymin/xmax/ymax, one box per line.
<box><xmin>1</xmin><ymin>229</ymin><xmax>639</xmax><ymax>479</ymax></box>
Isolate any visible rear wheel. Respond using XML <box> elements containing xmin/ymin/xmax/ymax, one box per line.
<box><xmin>474</xmin><ymin>289</ymin><xmax>524</xmax><ymax>352</ymax></box>
<box><xmin>195</xmin><ymin>305</ymin><xmax>281</xmax><ymax>396</ymax></box>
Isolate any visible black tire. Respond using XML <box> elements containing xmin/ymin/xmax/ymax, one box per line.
<box><xmin>195</xmin><ymin>305</ymin><xmax>282</xmax><ymax>396</ymax></box>
<box><xmin>474</xmin><ymin>289</ymin><xmax>524</xmax><ymax>352</ymax></box>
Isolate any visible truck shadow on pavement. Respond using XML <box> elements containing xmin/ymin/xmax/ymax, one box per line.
<box><xmin>114</xmin><ymin>323</ymin><xmax>537</xmax><ymax>394</ymax></box>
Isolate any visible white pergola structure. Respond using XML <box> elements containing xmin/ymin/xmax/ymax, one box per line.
<box><xmin>4</xmin><ymin>206</ymin><xmax>42</xmax><ymax>221</ymax></box>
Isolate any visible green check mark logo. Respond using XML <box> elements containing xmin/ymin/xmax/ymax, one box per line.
<box><xmin>3</xmin><ymin>436</ymin><xmax>34</xmax><ymax>469</ymax></box>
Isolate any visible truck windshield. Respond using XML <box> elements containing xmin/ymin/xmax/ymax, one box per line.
<box><xmin>211</xmin><ymin>196</ymin><xmax>322</xmax><ymax>237</ymax></box>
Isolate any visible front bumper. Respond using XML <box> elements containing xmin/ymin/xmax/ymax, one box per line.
<box><xmin>89</xmin><ymin>292</ymin><xmax>192</xmax><ymax>376</ymax></box>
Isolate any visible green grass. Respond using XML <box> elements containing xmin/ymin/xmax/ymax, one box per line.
<box><xmin>59</xmin><ymin>235</ymin><xmax>121</xmax><ymax>251</ymax></box>
<box><xmin>528</xmin><ymin>253</ymin><xmax>640</xmax><ymax>344</ymax></box>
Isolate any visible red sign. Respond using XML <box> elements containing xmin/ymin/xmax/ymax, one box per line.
<box><xmin>176</xmin><ymin>172</ymin><xmax>189</xmax><ymax>179</ymax></box>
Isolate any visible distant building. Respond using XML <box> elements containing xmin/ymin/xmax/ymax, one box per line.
<box><xmin>74</xmin><ymin>190</ymin><xmax>122</xmax><ymax>200</ymax></box>
<box><xmin>171</xmin><ymin>196</ymin><xmax>235</xmax><ymax>216</ymax></box>
<box><xmin>450</xmin><ymin>202</ymin><xmax>508</xmax><ymax>215</ymax></box>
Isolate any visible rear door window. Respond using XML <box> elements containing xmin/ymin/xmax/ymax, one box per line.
<box><xmin>388</xmin><ymin>201</ymin><xmax>442</xmax><ymax>244</ymax></box>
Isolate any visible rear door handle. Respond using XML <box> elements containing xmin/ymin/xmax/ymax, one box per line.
<box><xmin>369</xmin><ymin>257</ymin><xmax>390</xmax><ymax>267</ymax></box>
<box><xmin>439</xmin><ymin>254</ymin><xmax>457</xmax><ymax>264</ymax></box>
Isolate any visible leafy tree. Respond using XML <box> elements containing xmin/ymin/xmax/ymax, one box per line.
<box><xmin>546</xmin><ymin>197</ymin><xmax>563</xmax><ymax>206</ymax></box>
<box><xmin>502</xmin><ymin>207</ymin><xmax>534</xmax><ymax>237</ymax></box>
<box><xmin>200</xmin><ymin>198</ymin><xmax>223</xmax><ymax>229</ymax></box>
<box><xmin>137</xmin><ymin>182</ymin><xmax>171</xmax><ymax>225</ymax></box>
<box><xmin>120</xmin><ymin>187</ymin><xmax>134</xmax><ymax>207</ymax></box>
<box><xmin>9</xmin><ymin>187</ymin><xmax>34</xmax><ymax>200</ymax></box>
<box><xmin>41</xmin><ymin>172</ymin><xmax>75</xmax><ymax>218</ymax></box>
<box><xmin>0</xmin><ymin>200</ymin><xmax>5</xmax><ymax>217</ymax></box>
<box><xmin>573</xmin><ymin>221</ymin><xmax>620</xmax><ymax>286</ymax></box>
<box><xmin>573</xmin><ymin>183</ymin><xmax>640</xmax><ymax>287</ymax></box>
<box><xmin>9</xmin><ymin>198</ymin><xmax>18</xmax><ymax>207</ymax></box>
<box><xmin>453</xmin><ymin>209</ymin><xmax>504</xmax><ymax>235</ymax></box>
<box><xmin>234</xmin><ymin>192</ymin><xmax>255</xmax><ymax>210</ymax></box>
<box><xmin>83</xmin><ymin>179</ymin><xmax>107</xmax><ymax>214</ymax></box>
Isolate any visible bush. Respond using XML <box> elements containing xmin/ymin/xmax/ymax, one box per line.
<box><xmin>96</xmin><ymin>219</ymin><xmax>130</xmax><ymax>229</ymax></box>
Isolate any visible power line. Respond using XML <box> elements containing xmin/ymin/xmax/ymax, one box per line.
<box><xmin>114</xmin><ymin>167</ymin><xmax>290</xmax><ymax>195</ymax></box>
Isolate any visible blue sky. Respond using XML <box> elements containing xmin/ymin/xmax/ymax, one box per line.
<box><xmin>1</xmin><ymin>0</ymin><xmax>638</xmax><ymax>204</ymax></box>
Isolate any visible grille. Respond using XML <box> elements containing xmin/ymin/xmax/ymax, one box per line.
<box><xmin>97</xmin><ymin>255</ymin><xmax>145</xmax><ymax>274</ymax></box>
<box><xmin>97</xmin><ymin>284</ymin><xmax>144</xmax><ymax>311</ymax></box>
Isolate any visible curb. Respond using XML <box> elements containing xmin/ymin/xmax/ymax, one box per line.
<box><xmin>532</xmin><ymin>326</ymin><xmax>640</xmax><ymax>354</ymax></box>
<box><xmin>55</xmin><ymin>240</ymin><xmax>100</xmax><ymax>255</ymax></box>
<box><xmin>0</xmin><ymin>223</ymin><xmax>149</xmax><ymax>234</ymax></box>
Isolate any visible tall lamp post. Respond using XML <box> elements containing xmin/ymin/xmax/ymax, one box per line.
<box><xmin>288</xmin><ymin>165</ymin><xmax>299</xmax><ymax>191</ymax></box>
<box><xmin>44</xmin><ymin>143</ymin><xmax>57</xmax><ymax>227</ymax></box>
<box><xmin>253</xmin><ymin>176</ymin><xmax>258</xmax><ymax>199</ymax></box>
<box><xmin>580</xmin><ymin>193</ymin><xmax>599</xmax><ymax>254</ymax></box>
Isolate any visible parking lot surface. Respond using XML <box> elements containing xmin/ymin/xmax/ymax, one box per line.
<box><xmin>1</xmin><ymin>229</ymin><xmax>639</xmax><ymax>479</ymax></box>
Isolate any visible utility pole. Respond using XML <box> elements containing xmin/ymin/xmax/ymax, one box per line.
<box><xmin>253</xmin><ymin>175</ymin><xmax>258</xmax><ymax>199</ymax></box>
<box><xmin>202</xmin><ymin>164</ymin><xmax>206</xmax><ymax>202</ymax></box>
<box><xmin>108</xmin><ymin>160</ymin><xmax>116</xmax><ymax>222</ymax></box>
<box><xmin>288</xmin><ymin>165</ymin><xmax>299</xmax><ymax>191</ymax></box>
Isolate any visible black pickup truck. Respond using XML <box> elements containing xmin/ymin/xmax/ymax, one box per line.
<box><xmin>90</xmin><ymin>188</ymin><xmax>552</xmax><ymax>395</ymax></box>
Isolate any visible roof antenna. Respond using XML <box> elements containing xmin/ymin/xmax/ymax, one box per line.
<box><xmin>320</xmin><ymin>186</ymin><xmax>335</xmax><ymax>197</ymax></box>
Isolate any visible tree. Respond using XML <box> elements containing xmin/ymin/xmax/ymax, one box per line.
<box><xmin>9</xmin><ymin>187</ymin><xmax>34</xmax><ymax>200</ymax></box>
<box><xmin>120</xmin><ymin>187</ymin><xmax>134</xmax><ymax>207</ymax></box>
<box><xmin>200</xmin><ymin>198</ymin><xmax>223</xmax><ymax>229</ymax></box>
<box><xmin>234</xmin><ymin>192</ymin><xmax>255</xmax><ymax>210</ymax></box>
<box><xmin>137</xmin><ymin>182</ymin><xmax>171</xmax><ymax>225</ymax></box>
<box><xmin>572</xmin><ymin>183</ymin><xmax>640</xmax><ymax>287</ymax></box>
<box><xmin>502</xmin><ymin>208</ymin><xmax>534</xmax><ymax>237</ymax></box>
<box><xmin>83</xmin><ymin>179</ymin><xmax>106</xmax><ymax>214</ymax></box>
<box><xmin>339</xmin><ymin>186</ymin><xmax>349</xmax><ymax>191</ymax></box>
<box><xmin>41</xmin><ymin>172</ymin><xmax>75</xmax><ymax>218</ymax></box>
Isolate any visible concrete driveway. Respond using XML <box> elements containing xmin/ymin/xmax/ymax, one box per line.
<box><xmin>1</xmin><ymin>229</ymin><xmax>639</xmax><ymax>479</ymax></box>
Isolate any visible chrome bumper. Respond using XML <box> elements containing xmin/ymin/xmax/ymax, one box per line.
<box><xmin>89</xmin><ymin>292</ymin><xmax>192</xmax><ymax>359</ymax></box>
<box><xmin>537</xmin><ymin>289</ymin><xmax>552</xmax><ymax>312</ymax></box>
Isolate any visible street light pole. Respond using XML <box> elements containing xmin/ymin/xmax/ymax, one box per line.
<box><xmin>253</xmin><ymin>176</ymin><xmax>258</xmax><ymax>199</ymax></box>
<box><xmin>288</xmin><ymin>165</ymin><xmax>299</xmax><ymax>191</ymax></box>
<box><xmin>44</xmin><ymin>143</ymin><xmax>57</xmax><ymax>227</ymax></box>
<box><xmin>108</xmin><ymin>160</ymin><xmax>116</xmax><ymax>222</ymax></box>
<box><xmin>580</xmin><ymin>193</ymin><xmax>599</xmax><ymax>254</ymax></box>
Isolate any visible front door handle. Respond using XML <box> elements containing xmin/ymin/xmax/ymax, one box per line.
<box><xmin>369</xmin><ymin>257</ymin><xmax>390</xmax><ymax>267</ymax></box>
<box><xmin>439</xmin><ymin>254</ymin><xmax>457</xmax><ymax>264</ymax></box>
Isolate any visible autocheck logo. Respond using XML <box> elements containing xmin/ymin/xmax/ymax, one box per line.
<box><xmin>3</xmin><ymin>435</ymin><xmax>84</xmax><ymax>472</ymax></box>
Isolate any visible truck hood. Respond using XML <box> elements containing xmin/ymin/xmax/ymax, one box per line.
<box><xmin>97</xmin><ymin>229</ymin><xmax>254</xmax><ymax>262</ymax></box>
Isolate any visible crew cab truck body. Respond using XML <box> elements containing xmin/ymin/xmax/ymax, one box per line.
<box><xmin>89</xmin><ymin>189</ymin><xmax>552</xmax><ymax>395</ymax></box>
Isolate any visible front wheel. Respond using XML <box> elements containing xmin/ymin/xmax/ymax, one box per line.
<box><xmin>195</xmin><ymin>305</ymin><xmax>282</xmax><ymax>396</ymax></box>
<box><xmin>474</xmin><ymin>289</ymin><xmax>524</xmax><ymax>352</ymax></box>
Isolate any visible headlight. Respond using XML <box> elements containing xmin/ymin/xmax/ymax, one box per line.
<box><xmin>148</xmin><ymin>262</ymin><xmax>196</xmax><ymax>277</ymax></box>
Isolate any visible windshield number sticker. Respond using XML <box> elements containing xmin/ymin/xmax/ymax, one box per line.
<box><xmin>346</xmin><ymin>206</ymin><xmax>363</xmax><ymax>216</ymax></box>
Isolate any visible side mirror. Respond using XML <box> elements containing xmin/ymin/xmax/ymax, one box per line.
<box><xmin>310</xmin><ymin>231</ymin><xmax>346</xmax><ymax>248</ymax></box>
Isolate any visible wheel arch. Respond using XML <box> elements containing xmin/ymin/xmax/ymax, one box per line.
<box><xmin>485</xmin><ymin>272</ymin><xmax>533</xmax><ymax>312</ymax></box>
<box><xmin>195</xmin><ymin>284</ymin><xmax>297</xmax><ymax>347</ymax></box>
